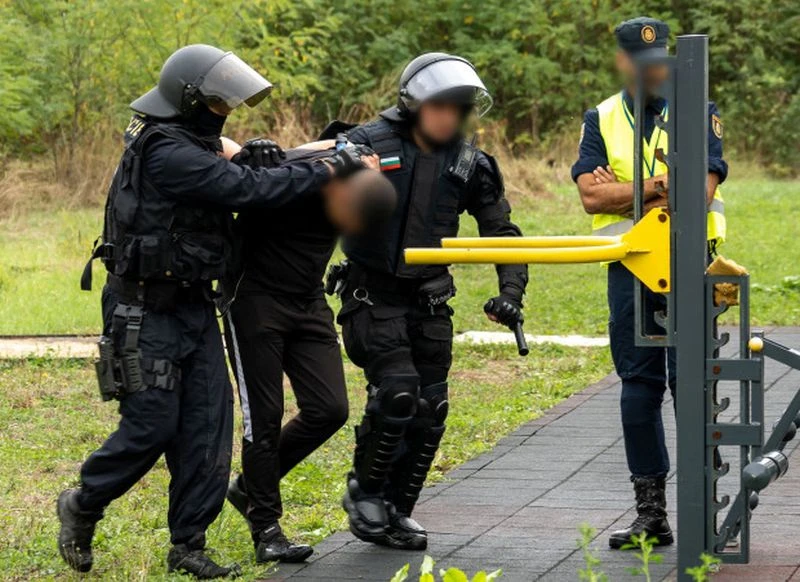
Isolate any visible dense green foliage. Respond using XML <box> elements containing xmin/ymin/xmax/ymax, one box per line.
<box><xmin>0</xmin><ymin>0</ymin><xmax>798</xmax><ymax>169</ymax></box>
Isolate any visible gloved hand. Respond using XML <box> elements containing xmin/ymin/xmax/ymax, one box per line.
<box><xmin>231</xmin><ymin>138</ymin><xmax>285</xmax><ymax>168</ymax></box>
<box><xmin>323</xmin><ymin>144</ymin><xmax>377</xmax><ymax>178</ymax></box>
<box><xmin>484</xmin><ymin>293</ymin><xmax>524</xmax><ymax>327</ymax></box>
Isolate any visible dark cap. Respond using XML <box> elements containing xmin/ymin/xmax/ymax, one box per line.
<box><xmin>615</xmin><ymin>17</ymin><xmax>670</xmax><ymax>58</ymax></box>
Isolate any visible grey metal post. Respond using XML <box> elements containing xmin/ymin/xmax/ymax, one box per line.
<box><xmin>672</xmin><ymin>35</ymin><xmax>710</xmax><ymax>580</ymax></box>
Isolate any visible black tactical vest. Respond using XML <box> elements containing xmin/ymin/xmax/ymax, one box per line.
<box><xmin>344</xmin><ymin>117</ymin><xmax>471</xmax><ymax>279</ymax></box>
<box><xmin>81</xmin><ymin>116</ymin><xmax>234</xmax><ymax>290</ymax></box>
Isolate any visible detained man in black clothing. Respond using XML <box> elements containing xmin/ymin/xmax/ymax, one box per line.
<box><xmin>218</xmin><ymin>138</ymin><xmax>396</xmax><ymax>563</ymax></box>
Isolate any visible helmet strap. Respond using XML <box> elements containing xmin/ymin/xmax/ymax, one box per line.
<box><xmin>180</xmin><ymin>84</ymin><xmax>203</xmax><ymax>118</ymax></box>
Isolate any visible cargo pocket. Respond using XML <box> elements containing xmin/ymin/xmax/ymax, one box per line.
<box><xmin>415</xmin><ymin>316</ymin><xmax>454</xmax><ymax>370</ymax></box>
<box><xmin>341</xmin><ymin>305</ymin><xmax>408</xmax><ymax>370</ymax></box>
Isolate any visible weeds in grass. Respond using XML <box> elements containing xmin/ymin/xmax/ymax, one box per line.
<box><xmin>622</xmin><ymin>532</ymin><xmax>664</xmax><ymax>581</ymax></box>
<box><xmin>577</xmin><ymin>523</ymin><xmax>608</xmax><ymax>582</ymax></box>
<box><xmin>391</xmin><ymin>555</ymin><xmax>502</xmax><ymax>582</ymax></box>
<box><xmin>686</xmin><ymin>553</ymin><xmax>722</xmax><ymax>581</ymax></box>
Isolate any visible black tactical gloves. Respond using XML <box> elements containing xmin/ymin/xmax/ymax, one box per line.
<box><xmin>484</xmin><ymin>291</ymin><xmax>524</xmax><ymax>327</ymax></box>
<box><xmin>232</xmin><ymin>138</ymin><xmax>286</xmax><ymax>168</ymax></box>
<box><xmin>323</xmin><ymin>144</ymin><xmax>376</xmax><ymax>178</ymax></box>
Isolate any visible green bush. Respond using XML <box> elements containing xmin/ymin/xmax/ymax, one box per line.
<box><xmin>0</xmin><ymin>0</ymin><xmax>797</xmax><ymax>171</ymax></box>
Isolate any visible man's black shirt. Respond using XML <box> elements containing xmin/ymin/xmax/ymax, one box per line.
<box><xmin>236</xmin><ymin>148</ymin><xmax>335</xmax><ymax>297</ymax></box>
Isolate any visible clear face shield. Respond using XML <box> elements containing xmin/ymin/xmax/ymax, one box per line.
<box><xmin>403</xmin><ymin>59</ymin><xmax>493</xmax><ymax>118</ymax></box>
<box><xmin>196</xmin><ymin>53</ymin><xmax>273</xmax><ymax>110</ymax></box>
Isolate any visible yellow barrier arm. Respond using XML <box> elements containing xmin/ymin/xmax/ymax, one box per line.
<box><xmin>405</xmin><ymin>208</ymin><xmax>671</xmax><ymax>293</ymax></box>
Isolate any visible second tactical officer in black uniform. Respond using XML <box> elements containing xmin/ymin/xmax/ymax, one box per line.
<box><xmin>55</xmin><ymin>44</ymin><xmax>367</xmax><ymax>579</ymax></box>
<box><xmin>334</xmin><ymin>53</ymin><xmax>529</xmax><ymax>550</ymax></box>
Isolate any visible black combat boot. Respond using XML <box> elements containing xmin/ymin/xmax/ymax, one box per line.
<box><xmin>226</xmin><ymin>475</ymin><xmax>251</xmax><ymax>527</ymax></box>
<box><xmin>342</xmin><ymin>476</ymin><xmax>389</xmax><ymax>544</ymax></box>
<box><xmin>57</xmin><ymin>488</ymin><xmax>103</xmax><ymax>573</ymax></box>
<box><xmin>609</xmin><ymin>476</ymin><xmax>674</xmax><ymax>549</ymax></box>
<box><xmin>167</xmin><ymin>534</ymin><xmax>241</xmax><ymax>579</ymax></box>
<box><xmin>255</xmin><ymin>523</ymin><xmax>313</xmax><ymax>563</ymax></box>
<box><xmin>381</xmin><ymin>503</ymin><xmax>428</xmax><ymax>551</ymax></box>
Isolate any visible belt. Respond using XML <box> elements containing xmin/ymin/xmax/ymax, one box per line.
<box><xmin>106</xmin><ymin>274</ymin><xmax>212</xmax><ymax>307</ymax></box>
<box><xmin>349</xmin><ymin>263</ymin><xmax>433</xmax><ymax>296</ymax></box>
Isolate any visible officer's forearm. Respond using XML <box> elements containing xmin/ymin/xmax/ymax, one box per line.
<box><xmin>576</xmin><ymin>174</ymin><xmax>661</xmax><ymax>215</ymax></box>
<box><xmin>707</xmin><ymin>173</ymin><xmax>720</xmax><ymax>206</ymax></box>
<box><xmin>475</xmin><ymin>214</ymin><xmax>528</xmax><ymax>297</ymax></box>
<box><xmin>220</xmin><ymin>137</ymin><xmax>241</xmax><ymax>160</ymax></box>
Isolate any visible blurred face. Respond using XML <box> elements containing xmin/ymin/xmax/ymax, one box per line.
<box><xmin>416</xmin><ymin>101</ymin><xmax>463</xmax><ymax>145</ymax></box>
<box><xmin>322</xmin><ymin>179</ymin><xmax>364</xmax><ymax>235</ymax></box>
<box><xmin>615</xmin><ymin>50</ymin><xmax>669</xmax><ymax>98</ymax></box>
<box><xmin>207</xmin><ymin>100</ymin><xmax>234</xmax><ymax>116</ymax></box>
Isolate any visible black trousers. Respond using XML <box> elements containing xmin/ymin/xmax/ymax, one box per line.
<box><xmin>224</xmin><ymin>293</ymin><xmax>348</xmax><ymax>532</ymax></box>
<box><xmin>608</xmin><ymin>262</ymin><xmax>676</xmax><ymax>478</ymax></box>
<box><xmin>340</xmin><ymin>282</ymin><xmax>453</xmax><ymax>513</ymax></box>
<box><xmin>79</xmin><ymin>286</ymin><xmax>234</xmax><ymax>545</ymax></box>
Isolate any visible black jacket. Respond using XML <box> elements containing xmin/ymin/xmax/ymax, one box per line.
<box><xmin>344</xmin><ymin>109</ymin><xmax>528</xmax><ymax>296</ymax></box>
<box><xmin>91</xmin><ymin>112</ymin><xmax>330</xmax><ymax>289</ymax></box>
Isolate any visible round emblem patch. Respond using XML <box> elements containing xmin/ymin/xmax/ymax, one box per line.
<box><xmin>712</xmin><ymin>114</ymin><xmax>723</xmax><ymax>139</ymax></box>
<box><xmin>641</xmin><ymin>25</ymin><xmax>657</xmax><ymax>43</ymax></box>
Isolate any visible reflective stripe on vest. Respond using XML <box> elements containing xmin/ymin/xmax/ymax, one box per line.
<box><xmin>591</xmin><ymin>92</ymin><xmax>726</xmax><ymax>243</ymax></box>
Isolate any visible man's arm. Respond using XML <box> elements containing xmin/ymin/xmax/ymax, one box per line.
<box><xmin>576</xmin><ymin>172</ymin><xmax>666</xmax><ymax>216</ymax></box>
<box><xmin>707</xmin><ymin>102</ymin><xmax>727</xmax><ymax>204</ymax></box>
<box><xmin>572</xmin><ymin>109</ymin><xmax>667</xmax><ymax>215</ymax></box>
<box><xmin>467</xmin><ymin>153</ymin><xmax>529</xmax><ymax>301</ymax></box>
<box><xmin>145</xmin><ymin>134</ymin><xmax>331</xmax><ymax>210</ymax></box>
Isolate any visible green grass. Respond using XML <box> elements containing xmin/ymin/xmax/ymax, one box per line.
<box><xmin>1</xmin><ymin>169</ymin><xmax>798</xmax><ymax>336</ymax></box>
<box><xmin>0</xmin><ymin>343</ymin><xmax>611</xmax><ymax>580</ymax></box>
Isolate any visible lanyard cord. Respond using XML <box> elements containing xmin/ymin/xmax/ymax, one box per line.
<box><xmin>621</xmin><ymin>92</ymin><xmax>668</xmax><ymax>178</ymax></box>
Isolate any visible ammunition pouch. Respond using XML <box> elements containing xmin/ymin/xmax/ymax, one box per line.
<box><xmin>417</xmin><ymin>272</ymin><xmax>456</xmax><ymax>311</ymax></box>
<box><xmin>94</xmin><ymin>301</ymin><xmax>180</xmax><ymax>401</ymax></box>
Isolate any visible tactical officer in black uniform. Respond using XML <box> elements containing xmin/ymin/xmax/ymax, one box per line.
<box><xmin>334</xmin><ymin>53</ymin><xmax>529</xmax><ymax>550</ymax></box>
<box><xmin>56</xmin><ymin>44</ymin><xmax>367</xmax><ymax>579</ymax></box>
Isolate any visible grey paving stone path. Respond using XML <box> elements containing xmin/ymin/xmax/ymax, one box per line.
<box><xmin>273</xmin><ymin>327</ymin><xmax>800</xmax><ymax>582</ymax></box>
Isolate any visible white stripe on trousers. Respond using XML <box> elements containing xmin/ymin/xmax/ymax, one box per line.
<box><xmin>226</xmin><ymin>313</ymin><xmax>253</xmax><ymax>442</ymax></box>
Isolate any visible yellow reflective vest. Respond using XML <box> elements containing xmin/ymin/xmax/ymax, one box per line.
<box><xmin>591</xmin><ymin>92</ymin><xmax>726</xmax><ymax>243</ymax></box>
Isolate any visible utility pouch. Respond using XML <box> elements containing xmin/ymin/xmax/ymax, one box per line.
<box><xmin>448</xmin><ymin>136</ymin><xmax>479</xmax><ymax>184</ymax></box>
<box><xmin>95</xmin><ymin>335</ymin><xmax>122</xmax><ymax>401</ymax></box>
<box><xmin>418</xmin><ymin>272</ymin><xmax>456</xmax><ymax>312</ymax></box>
<box><xmin>111</xmin><ymin>303</ymin><xmax>145</xmax><ymax>395</ymax></box>
<box><xmin>119</xmin><ymin>352</ymin><xmax>144</xmax><ymax>393</ymax></box>
<box><xmin>325</xmin><ymin>260</ymin><xmax>351</xmax><ymax>297</ymax></box>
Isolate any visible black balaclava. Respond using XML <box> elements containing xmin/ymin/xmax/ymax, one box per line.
<box><xmin>184</xmin><ymin>103</ymin><xmax>227</xmax><ymax>142</ymax></box>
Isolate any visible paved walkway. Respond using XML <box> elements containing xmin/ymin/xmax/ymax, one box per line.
<box><xmin>275</xmin><ymin>327</ymin><xmax>800</xmax><ymax>581</ymax></box>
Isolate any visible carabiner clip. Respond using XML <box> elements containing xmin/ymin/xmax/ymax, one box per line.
<box><xmin>353</xmin><ymin>287</ymin><xmax>374</xmax><ymax>306</ymax></box>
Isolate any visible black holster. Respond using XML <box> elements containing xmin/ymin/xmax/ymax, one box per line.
<box><xmin>325</xmin><ymin>260</ymin><xmax>351</xmax><ymax>297</ymax></box>
<box><xmin>93</xmin><ymin>301</ymin><xmax>180</xmax><ymax>401</ymax></box>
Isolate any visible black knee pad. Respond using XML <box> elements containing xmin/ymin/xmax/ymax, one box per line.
<box><xmin>419</xmin><ymin>382</ymin><xmax>449</xmax><ymax>425</ymax></box>
<box><xmin>368</xmin><ymin>374</ymin><xmax>419</xmax><ymax>422</ymax></box>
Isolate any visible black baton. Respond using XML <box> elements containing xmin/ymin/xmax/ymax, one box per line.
<box><xmin>513</xmin><ymin>321</ymin><xmax>529</xmax><ymax>357</ymax></box>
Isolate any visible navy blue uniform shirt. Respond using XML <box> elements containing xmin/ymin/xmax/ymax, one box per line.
<box><xmin>571</xmin><ymin>92</ymin><xmax>728</xmax><ymax>183</ymax></box>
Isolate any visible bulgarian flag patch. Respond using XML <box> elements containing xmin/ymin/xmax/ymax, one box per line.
<box><xmin>380</xmin><ymin>155</ymin><xmax>401</xmax><ymax>171</ymax></box>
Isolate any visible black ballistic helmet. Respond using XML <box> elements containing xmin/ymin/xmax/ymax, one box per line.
<box><xmin>131</xmin><ymin>44</ymin><xmax>273</xmax><ymax>119</ymax></box>
<box><xmin>397</xmin><ymin>52</ymin><xmax>492</xmax><ymax>118</ymax></box>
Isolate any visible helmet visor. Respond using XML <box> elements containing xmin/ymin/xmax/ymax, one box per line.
<box><xmin>197</xmin><ymin>53</ymin><xmax>273</xmax><ymax>109</ymax></box>
<box><xmin>404</xmin><ymin>59</ymin><xmax>493</xmax><ymax>117</ymax></box>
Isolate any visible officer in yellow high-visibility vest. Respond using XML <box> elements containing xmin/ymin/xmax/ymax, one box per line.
<box><xmin>571</xmin><ymin>17</ymin><xmax>728</xmax><ymax>550</ymax></box>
